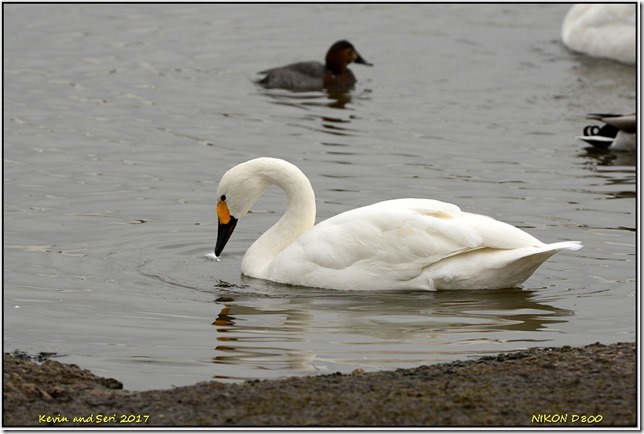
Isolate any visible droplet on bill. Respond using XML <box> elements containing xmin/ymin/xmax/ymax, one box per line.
<box><xmin>204</xmin><ymin>252</ymin><xmax>220</xmax><ymax>261</ymax></box>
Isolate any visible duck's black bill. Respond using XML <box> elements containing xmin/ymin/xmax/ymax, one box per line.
<box><xmin>215</xmin><ymin>217</ymin><xmax>238</xmax><ymax>256</ymax></box>
<box><xmin>355</xmin><ymin>54</ymin><xmax>373</xmax><ymax>66</ymax></box>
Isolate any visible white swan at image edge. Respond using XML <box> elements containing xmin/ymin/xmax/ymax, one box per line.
<box><xmin>208</xmin><ymin>158</ymin><xmax>582</xmax><ymax>291</ymax></box>
<box><xmin>561</xmin><ymin>4</ymin><xmax>636</xmax><ymax>64</ymax></box>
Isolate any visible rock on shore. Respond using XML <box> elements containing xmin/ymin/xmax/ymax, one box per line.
<box><xmin>3</xmin><ymin>342</ymin><xmax>636</xmax><ymax>427</ymax></box>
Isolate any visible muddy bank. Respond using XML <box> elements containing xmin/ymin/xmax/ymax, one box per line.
<box><xmin>3</xmin><ymin>342</ymin><xmax>636</xmax><ymax>427</ymax></box>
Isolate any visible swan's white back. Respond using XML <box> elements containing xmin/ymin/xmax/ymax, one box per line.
<box><xmin>262</xmin><ymin>199</ymin><xmax>581</xmax><ymax>290</ymax></box>
<box><xmin>562</xmin><ymin>4</ymin><xmax>636</xmax><ymax>64</ymax></box>
<box><xmin>213</xmin><ymin>158</ymin><xmax>582</xmax><ymax>291</ymax></box>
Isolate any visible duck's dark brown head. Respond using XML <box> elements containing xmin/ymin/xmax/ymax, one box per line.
<box><xmin>324</xmin><ymin>40</ymin><xmax>372</xmax><ymax>75</ymax></box>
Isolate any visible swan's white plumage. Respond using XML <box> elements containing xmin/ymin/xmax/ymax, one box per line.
<box><xmin>214</xmin><ymin>158</ymin><xmax>581</xmax><ymax>291</ymax></box>
<box><xmin>562</xmin><ymin>4</ymin><xmax>636</xmax><ymax>64</ymax></box>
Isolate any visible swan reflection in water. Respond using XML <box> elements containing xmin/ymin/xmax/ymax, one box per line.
<box><xmin>208</xmin><ymin>280</ymin><xmax>573</xmax><ymax>381</ymax></box>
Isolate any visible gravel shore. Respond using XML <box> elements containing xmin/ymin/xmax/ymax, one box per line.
<box><xmin>3</xmin><ymin>342</ymin><xmax>637</xmax><ymax>427</ymax></box>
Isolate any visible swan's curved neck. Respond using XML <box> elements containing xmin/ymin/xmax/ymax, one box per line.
<box><xmin>241</xmin><ymin>160</ymin><xmax>316</xmax><ymax>276</ymax></box>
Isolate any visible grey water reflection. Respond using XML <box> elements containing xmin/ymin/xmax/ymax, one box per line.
<box><xmin>578</xmin><ymin>147</ymin><xmax>637</xmax><ymax>167</ymax></box>
<box><xmin>4</xmin><ymin>3</ymin><xmax>635</xmax><ymax>390</ymax></box>
<box><xmin>254</xmin><ymin>89</ymin><xmax>367</xmax><ymax>140</ymax></box>
<box><xmin>257</xmin><ymin>89</ymin><xmax>348</xmax><ymax>109</ymax></box>
<box><xmin>208</xmin><ymin>283</ymin><xmax>573</xmax><ymax>380</ymax></box>
<box><xmin>257</xmin><ymin>86</ymin><xmax>370</xmax><ymax>110</ymax></box>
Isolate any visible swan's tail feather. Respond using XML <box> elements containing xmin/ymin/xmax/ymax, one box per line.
<box><xmin>545</xmin><ymin>241</ymin><xmax>583</xmax><ymax>252</ymax></box>
<box><xmin>424</xmin><ymin>240</ymin><xmax>582</xmax><ymax>289</ymax></box>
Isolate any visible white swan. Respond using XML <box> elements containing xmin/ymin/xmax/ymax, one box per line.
<box><xmin>577</xmin><ymin>112</ymin><xmax>637</xmax><ymax>152</ymax></box>
<box><xmin>561</xmin><ymin>4</ymin><xmax>636</xmax><ymax>64</ymax></box>
<box><xmin>210</xmin><ymin>158</ymin><xmax>582</xmax><ymax>290</ymax></box>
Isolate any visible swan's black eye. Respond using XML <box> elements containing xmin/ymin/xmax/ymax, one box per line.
<box><xmin>220</xmin><ymin>195</ymin><xmax>226</xmax><ymax>201</ymax></box>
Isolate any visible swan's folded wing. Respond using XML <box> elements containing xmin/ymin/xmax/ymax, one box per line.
<box><xmin>269</xmin><ymin>199</ymin><xmax>543</xmax><ymax>287</ymax></box>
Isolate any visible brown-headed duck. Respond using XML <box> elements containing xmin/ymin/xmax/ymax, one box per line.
<box><xmin>257</xmin><ymin>40</ymin><xmax>372</xmax><ymax>91</ymax></box>
<box><xmin>577</xmin><ymin>113</ymin><xmax>636</xmax><ymax>152</ymax></box>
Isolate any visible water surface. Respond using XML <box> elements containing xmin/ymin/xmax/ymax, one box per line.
<box><xmin>4</xmin><ymin>4</ymin><xmax>637</xmax><ymax>390</ymax></box>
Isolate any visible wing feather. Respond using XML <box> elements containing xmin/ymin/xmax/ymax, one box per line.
<box><xmin>267</xmin><ymin>199</ymin><xmax>550</xmax><ymax>288</ymax></box>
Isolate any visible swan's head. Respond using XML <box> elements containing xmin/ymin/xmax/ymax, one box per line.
<box><xmin>213</xmin><ymin>158</ymin><xmax>277</xmax><ymax>256</ymax></box>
